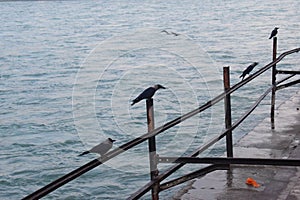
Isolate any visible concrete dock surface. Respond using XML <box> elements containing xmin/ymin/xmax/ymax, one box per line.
<box><xmin>175</xmin><ymin>90</ymin><xmax>300</xmax><ymax>200</ymax></box>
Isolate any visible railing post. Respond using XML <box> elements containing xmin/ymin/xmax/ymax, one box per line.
<box><xmin>146</xmin><ymin>99</ymin><xmax>159</xmax><ymax>200</ymax></box>
<box><xmin>223</xmin><ymin>67</ymin><xmax>233</xmax><ymax>158</ymax></box>
<box><xmin>271</xmin><ymin>37</ymin><xmax>277</xmax><ymax>129</ymax></box>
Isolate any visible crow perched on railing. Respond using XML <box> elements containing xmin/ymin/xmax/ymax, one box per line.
<box><xmin>79</xmin><ymin>138</ymin><xmax>116</xmax><ymax>157</ymax></box>
<box><xmin>240</xmin><ymin>62</ymin><xmax>259</xmax><ymax>80</ymax></box>
<box><xmin>269</xmin><ymin>27</ymin><xmax>279</xmax><ymax>39</ymax></box>
<box><xmin>131</xmin><ymin>84</ymin><xmax>166</xmax><ymax>106</ymax></box>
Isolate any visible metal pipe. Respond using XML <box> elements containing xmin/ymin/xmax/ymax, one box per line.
<box><xmin>276</xmin><ymin>74</ymin><xmax>296</xmax><ymax>85</ymax></box>
<box><xmin>276</xmin><ymin>79</ymin><xmax>300</xmax><ymax>91</ymax></box>
<box><xmin>223</xmin><ymin>67</ymin><xmax>233</xmax><ymax>158</ymax></box>
<box><xmin>271</xmin><ymin>37</ymin><xmax>277</xmax><ymax>129</ymax></box>
<box><xmin>277</xmin><ymin>70</ymin><xmax>300</xmax><ymax>74</ymax></box>
<box><xmin>146</xmin><ymin>99</ymin><xmax>159</xmax><ymax>200</ymax></box>
<box><xmin>158</xmin><ymin>157</ymin><xmax>300</xmax><ymax>166</ymax></box>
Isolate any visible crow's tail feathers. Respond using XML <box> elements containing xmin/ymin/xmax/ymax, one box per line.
<box><xmin>131</xmin><ymin>98</ymin><xmax>140</xmax><ymax>106</ymax></box>
<box><xmin>240</xmin><ymin>74</ymin><xmax>245</xmax><ymax>80</ymax></box>
<box><xmin>78</xmin><ymin>151</ymin><xmax>89</xmax><ymax>156</ymax></box>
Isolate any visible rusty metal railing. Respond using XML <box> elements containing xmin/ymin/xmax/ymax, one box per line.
<box><xmin>23</xmin><ymin>39</ymin><xmax>300</xmax><ymax>199</ymax></box>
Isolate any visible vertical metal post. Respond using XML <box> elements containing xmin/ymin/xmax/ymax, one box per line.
<box><xmin>271</xmin><ymin>37</ymin><xmax>277</xmax><ymax>129</ymax></box>
<box><xmin>146</xmin><ymin>99</ymin><xmax>159</xmax><ymax>200</ymax></box>
<box><xmin>223</xmin><ymin>67</ymin><xmax>233</xmax><ymax>158</ymax></box>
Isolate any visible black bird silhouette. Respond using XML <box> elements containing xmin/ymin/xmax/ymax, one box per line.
<box><xmin>171</xmin><ymin>32</ymin><xmax>180</xmax><ymax>36</ymax></box>
<box><xmin>79</xmin><ymin>138</ymin><xmax>116</xmax><ymax>157</ymax></box>
<box><xmin>161</xmin><ymin>30</ymin><xmax>180</xmax><ymax>36</ymax></box>
<box><xmin>131</xmin><ymin>84</ymin><xmax>166</xmax><ymax>106</ymax></box>
<box><xmin>240</xmin><ymin>62</ymin><xmax>259</xmax><ymax>80</ymax></box>
<box><xmin>161</xmin><ymin>30</ymin><xmax>170</xmax><ymax>35</ymax></box>
<box><xmin>269</xmin><ymin>27</ymin><xmax>279</xmax><ymax>39</ymax></box>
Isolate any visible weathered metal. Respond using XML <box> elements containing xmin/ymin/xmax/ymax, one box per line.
<box><xmin>276</xmin><ymin>79</ymin><xmax>300</xmax><ymax>91</ymax></box>
<box><xmin>223</xmin><ymin>67</ymin><xmax>233</xmax><ymax>158</ymax></box>
<box><xmin>158</xmin><ymin>157</ymin><xmax>300</xmax><ymax>166</ymax></box>
<box><xmin>271</xmin><ymin>37</ymin><xmax>277</xmax><ymax>129</ymax></box>
<box><xmin>276</xmin><ymin>74</ymin><xmax>296</xmax><ymax>85</ymax></box>
<box><xmin>277</xmin><ymin>70</ymin><xmax>300</xmax><ymax>74</ymax></box>
<box><xmin>146</xmin><ymin>99</ymin><xmax>159</xmax><ymax>200</ymax></box>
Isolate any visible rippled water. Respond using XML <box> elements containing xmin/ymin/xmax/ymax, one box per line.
<box><xmin>0</xmin><ymin>1</ymin><xmax>299</xmax><ymax>199</ymax></box>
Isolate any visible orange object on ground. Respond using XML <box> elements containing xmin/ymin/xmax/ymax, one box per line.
<box><xmin>246</xmin><ymin>177</ymin><xmax>260</xmax><ymax>188</ymax></box>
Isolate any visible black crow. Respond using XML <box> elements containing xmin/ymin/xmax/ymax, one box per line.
<box><xmin>131</xmin><ymin>84</ymin><xmax>166</xmax><ymax>106</ymax></box>
<box><xmin>240</xmin><ymin>62</ymin><xmax>259</xmax><ymax>80</ymax></box>
<box><xmin>269</xmin><ymin>27</ymin><xmax>279</xmax><ymax>39</ymax></box>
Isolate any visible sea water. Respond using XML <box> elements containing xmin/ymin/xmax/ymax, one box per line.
<box><xmin>0</xmin><ymin>0</ymin><xmax>299</xmax><ymax>199</ymax></box>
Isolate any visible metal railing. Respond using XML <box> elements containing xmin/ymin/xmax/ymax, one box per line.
<box><xmin>23</xmin><ymin>38</ymin><xmax>300</xmax><ymax>200</ymax></box>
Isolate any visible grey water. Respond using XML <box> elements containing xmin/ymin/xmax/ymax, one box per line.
<box><xmin>0</xmin><ymin>0</ymin><xmax>299</xmax><ymax>199</ymax></box>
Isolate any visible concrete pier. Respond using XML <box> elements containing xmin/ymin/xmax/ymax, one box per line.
<box><xmin>175</xmin><ymin>91</ymin><xmax>300</xmax><ymax>200</ymax></box>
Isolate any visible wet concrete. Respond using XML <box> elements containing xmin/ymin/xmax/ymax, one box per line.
<box><xmin>175</xmin><ymin>91</ymin><xmax>300</xmax><ymax>200</ymax></box>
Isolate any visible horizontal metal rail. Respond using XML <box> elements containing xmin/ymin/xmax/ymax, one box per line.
<box><xmin>158</xmin><ymin>157</ymin><xmax>300</xmax><ymax>166</ymax></box>
<box><xmin>276</xmin><ymin>79</ymin><xmax>300</xmax><ymax>91</ymax></box>
<box><xmin>277</xmin><ymin>70</ymin><xmax>300</xmax><ymax>74</ymax></box>
<box><xmin>276</xmin><ymin>74</ymin><xmax>296</xmax><ymax>85</ymax></box>
<box><xmin>23</xmin><ymin>47</ymin><xmax>300</xmax><ymax>200</ymax></box>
